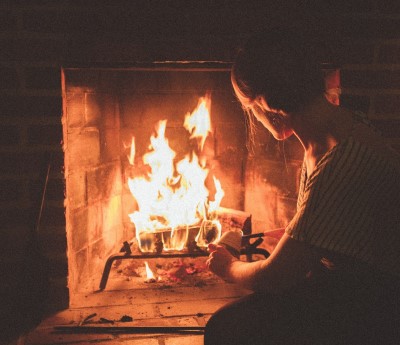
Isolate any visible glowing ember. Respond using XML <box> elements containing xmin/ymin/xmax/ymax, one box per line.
<box><xmin>127</xmin><ymin>94</ymin><xmax>224</xmax><ymax>252</ymax></box>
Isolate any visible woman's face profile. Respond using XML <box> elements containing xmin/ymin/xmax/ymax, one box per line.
<box><xmin>232</xmin><ymin>78</ymin><xmax>293</xmax><ymax>140</ymax></box>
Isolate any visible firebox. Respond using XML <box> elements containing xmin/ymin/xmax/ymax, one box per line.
<box><xmin>62</xmin><ymin>63</ymin><xmax>253</xmax><ymax>306</ymax></box>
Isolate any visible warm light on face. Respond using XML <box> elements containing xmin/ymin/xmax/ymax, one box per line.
<box><xmin>232</xmin><ymin>77</ymin><xmax>293</xmax><ymax>141</ymax></box>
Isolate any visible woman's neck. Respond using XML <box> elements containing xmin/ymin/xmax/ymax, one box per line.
<box><xmin>291</xmin><ymin>96</ymin><xmax>353</xmax><ymax>171</ymax></box>
<box><xmin>293</xmin><ymin>97</ymin><xmax>351</xmax><ymax>154</ymax></box>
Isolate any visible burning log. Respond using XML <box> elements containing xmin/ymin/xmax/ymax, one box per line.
<box><xmin>136</xmin><ymin>221</ymin><xmax>220</xmax><ymax>255</ymax></box>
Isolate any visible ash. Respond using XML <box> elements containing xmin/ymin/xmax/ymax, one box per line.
<box><xmin>113</xmin><ymin>257</ymin><xmax>221</xmax><ymax>288</ymax></box>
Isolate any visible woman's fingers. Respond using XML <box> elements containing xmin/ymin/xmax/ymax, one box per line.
<box><xmin>208</xmin><ymin>243</ymin><xmax>218</xmax><ymax>253</ymax></box>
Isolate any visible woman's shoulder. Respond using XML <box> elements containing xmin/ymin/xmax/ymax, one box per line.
<box><xmin>329</xmin><ymin>109</ymin><xmax>400</xmax><ymax>171</ymax></box>
<box><xmin>309</xmin><ymin>134</ymin><xmax>399</xmax><ymax>193</ymax></box>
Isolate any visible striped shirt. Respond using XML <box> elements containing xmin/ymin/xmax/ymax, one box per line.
<box><xmin>285</xmin><ymin>136</ymin><xmax>400</xmax><ymax>277</ymax></box>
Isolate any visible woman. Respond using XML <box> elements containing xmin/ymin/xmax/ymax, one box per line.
<box><xmin>205</xmin><ymin>29</ymin><xmax>400</xmax><ymax>344</ymax></box>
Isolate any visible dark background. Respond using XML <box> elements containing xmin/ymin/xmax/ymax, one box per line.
<box><xmin>1</xmin><ymin>0</ymin><xmax>400</xmax><ymax>342</ymax></box>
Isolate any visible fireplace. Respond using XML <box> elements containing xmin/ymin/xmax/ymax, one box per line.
<box><xmin>62</xmin><ymin>61</ymin><xmax>339</xmax><ymax>307</ymax></box>
<box><xmin>61</xmin><ymin>63</ymin><xmax>255</xmax><ymax>305</ymax></box>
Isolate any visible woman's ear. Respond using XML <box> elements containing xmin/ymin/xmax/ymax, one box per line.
<box><xmin>324</xmin><ymin>69</ymin><xmax>340</xmax><ymax>106</ymax></box>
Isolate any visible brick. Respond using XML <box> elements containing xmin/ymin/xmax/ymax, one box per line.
<box><xmin>212</xmin><ymin>92</ymin><xmax>246</xmax><ymax>126</ymax></box>
<box><xmin>66</xmin><ymin>169</ymin><xmax>86</xmax><ymax>210</ymax></box>
<box><xmin>388</xmin><ymin>139</ymin><xmax>400</xmax><ymax>153</ymax></box>
<box><xmin>244</xmin><ymin>159</ymin><xmax>298</xmax><ymax>230</ymax></box>
<box><xmin>69</xmin><ymin>247</ymin><xmax>89</xmax><ymax>293</ymax></box>
<box><xmin>66</xmin><ymin>128</ymin><xmax>100</xmax><ymax>168</ymax></box>
<box><xmin>47</xmin><ymin>254</ymin><xmax>68</xmax><ymax>278</ymax></box>
<box><xmin>0</xmin><ymin>179</ymin><xmax>23</xmax><ymax>201</ymax></box>
<box><xmin>101</xmin><ymin>129</ymin><xmax>121</xmax><ymax>162</ymax></box>
<box><xmin>0</xmin><ymin>66</ymin><xmax>18</xmax><ymax>90</ymax></box>
<box><xmin>0</xmin><ymin>39</ymin><xmax>15</xmax><ymax>60</ymax></box>
<box><xmin>0</xmin><ymin>95</ymin><xmax>61</xmax><ymax>117</ymax></box>
<box><xmin>88</xmin><ymin>238</ymin><xmax>106</xmax><ymax>262</ymax></box>
<box><xmin>85</xmin><ymin>337</ymin><xmax>159</xmax><ymax>345</ymax></box>
<box><xmin>101</xmin><ymin>195</ymin><xmax>122</xmax><ymax>244</ymax></box>
<box><xmin>164</xmin><ymin>335</ymin><xmax>203</xmax><ymax>345</ymax></box>
<box><xmin>342</xmin><ymin>70</ymin><xmax>400</xmax><ymax>89</ymax></box>
<box><xmin>78</xmin><ymin>39</ymin><xmax>148</xmax><ymax>64</ymax></box>
<box><xmin>24</xmin><ymin>66</ymin><xmax>61</xmax><ymax>90</ymax></box>
<box><xmin>339</xmin><ymin>16</ymin><xmax>400</xmax><ymax>39</ymax></box>
<box><xmin>158</xmin><ymin>298</ymin><xmax>232</xmax><ymax>317</ymax></box>
<box><xmin>335</xmin><ymin>39</ymin><xmax>374</xmax><ymax>65</ymax></box>
<box><xmin>277</xmin><ymin>195</ymin><xmax>298</xmax><ymax>226</ymax></box>
<box><xmin>0</xmin><ymin>125</ymin><xmax>20</xmax><ymax>145</ymax></box>
<box><xmin>40</xmin><ymin>205</ymin><xmax>65</xmax><ymax>227</ymax></box>
<box><xmin>334</xmin><ymin>1</ymin><xmax>399</xmax><ymax>13</ymax></box>
<box><xmin>378</xmin><ymin>44</ymin><xmax>400</xmax><ymax>64</ymax></box>
<box><xmin>0</xmin><ymin>225</ymin><xmax>31</xmax><ymax>258</ymax></box>
<box><xmin>0</xmin><ymin>9</ymin><xmax>17</xmax><ymax>31</ymax></box>
<box><xmin>28</xmin><ymin>124</ymin><xmax>62</xmax><ymax>145</ymax></box>
<box><xmin>86</xmin><ymin>203</ymin><xmax>103</xmax><ymax>243</ymax></box>
<box><xmin>12</xmin><ymin>38</ymin><xmax>66</xmax><ymax>62</ymax></box>
<box><xmin>44</xmin><ymin>280</ymin><xmax>69</xmax><ymax>314</ymax></box>
<box><xmin>0</xmin><ymin>207</ymin><xmax>33</xmax><ymax>227</ymax></box>
<box><xmin>23</xmin><ymin>9</ymin><xmax>104</xmax><ymax>34</ymax></box>
<box><xmin>86</xmin><ymin>164</ymin><xmax>121</xmax><ymax>203</ymax></box>
<box><xmin>88</xmin><ymin>240</ymin><xmax>112</xmax><ymax>285</ymax></box>
<box><xmin>65</xmin><ymin>92</ymin><xmax>85</xmax><ymax>128</ymax></box>
<box><xmin>50</xmin><ymin>150</ymin><xmax>65</xmax><ymax>173</ymax></box>
<box><xmin>38</xmin><ymin>231</ymin><xmax>67</xmax><ymax>255</ymax></box>
<box><xmin>0</xmin><ymin>152</ymin><xmax>48</xmax><ymax>174</ymax></box>
<box><xmin>85</xmin><ymin>93</ymin><xmax>101</xmax><ymax>126</ymax></box>
<box><xmin>24</xmin><ymin>327</ymin><xmax>113</xmax><ymax>345</ymax></box>
<box><xmin>340</xmin><ymin>94</ymin><xmax>370</xmax><ymax>114</ymax></box>
<box><xmin>374</xmin><ymin>94</ymin><xmax>400</xmax><ymax>116</ymax></box>
<box><xmin>29</xmin><ymin>177</ymin><xmax>65</xmax><ymax>202</ymax></box>
<box><xmin>101</xmin><ymin>94</ymin><xmax>118</xmax><ymax>129</ymax></box>
<box><xmin>68</xmin><ymin>207</ymin><xmax>89</xmax><ymax>252</ymax></box>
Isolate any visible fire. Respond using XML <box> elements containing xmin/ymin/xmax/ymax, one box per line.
<box><xmin>183</xmin><ymin>95</ymin><xmax>212</xmax><ymax>150</ymax></box>
<box><xmin>144</xmin><ymin>261</ymin><xmax>156</xmax><ymax>282</ymax></box>
<box><xmin>127</xmin><ymin>94</ymin><xmax>224</xmax><ymax>252</ymax></box>
<box><xmin>126</xmin><ymin>137</ymin><xmax>135</xmax><ymax>166</ymax></box>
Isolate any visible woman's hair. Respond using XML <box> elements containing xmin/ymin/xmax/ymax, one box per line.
<box><xmin>231</xmin><ymin>28</ymin><xmax>327</xmax><ymax>114</ymax></box>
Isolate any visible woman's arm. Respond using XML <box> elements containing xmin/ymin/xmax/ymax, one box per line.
<box><xmin>207</xmin><ymin>233</ymin><xmax>321</xmax><ymax>293</ymax></box>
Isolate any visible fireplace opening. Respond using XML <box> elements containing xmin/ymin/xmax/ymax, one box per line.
<box><xmin>62</xmin><ymin>64</ymin><xmax>256</xmax><ymax>306</ymax></box>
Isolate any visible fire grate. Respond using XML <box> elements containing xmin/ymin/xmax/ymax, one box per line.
<box><xmin>99</xmin><ymin>232</ymin><xmax>270</xmax><ymax>290</ymax></box>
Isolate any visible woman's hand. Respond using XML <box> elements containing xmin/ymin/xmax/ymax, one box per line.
<box><xmin>206</xmin><ymin>243</ymin><xmax>239</xmax><ymax>281</ymax></box>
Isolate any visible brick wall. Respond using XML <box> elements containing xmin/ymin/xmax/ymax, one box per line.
<box><xmin>1</xmin><ymin>1</ymin><xmax>399</xmax><ymax>341</ymax></box>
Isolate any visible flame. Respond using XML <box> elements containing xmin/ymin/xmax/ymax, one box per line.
<box><xmin>184</xmin><ymin>94</ymin><xmax>212</xmax><ymax>151</ymax></box>
<box><xmin>127</xmin><ymin>95</ymin><xmax>223</xmax><ymax>253</ymax></box>
<box><xmin>127</xmin><ymin>137</ymin><xmax>135</xmax><ymax>165</ymax></box>
<box><xmin>144</xmin><ymin>261</ymin><xmax>156</xmax><ymax>281</ymax></box>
